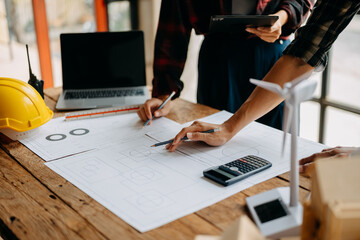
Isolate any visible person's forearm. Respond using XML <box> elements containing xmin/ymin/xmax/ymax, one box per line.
<box><xmin>274</xmin><ymin>9</ymin><xmax>289</xmax><ymax>26</ymax></box>
<box><xmin>223</xmin><ymin>55</ymin><xmax>315</xmax><ymax>137</ymax></box>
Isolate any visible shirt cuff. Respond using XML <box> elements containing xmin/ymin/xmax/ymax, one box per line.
<box><xmin>283</xmin><ymin>38</ymin><xmax>327</xmax><ymax>71</ymax></box>
<box><xmin>152</xmin><ymin>76</ymin><xmax>183</xmax><ymax>99</ymax></box>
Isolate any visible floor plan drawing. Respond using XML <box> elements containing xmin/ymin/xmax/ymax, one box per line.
<box><xmin>43</xmin><ymin>111</ymin><xmax>325</xmax><ymax>232</ymax></box>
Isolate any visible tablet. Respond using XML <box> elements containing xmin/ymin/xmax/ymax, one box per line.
<box><xmin>209</xmin><ymin>15</ymin><xmax>279</xmax><ymax>34</ymax></box>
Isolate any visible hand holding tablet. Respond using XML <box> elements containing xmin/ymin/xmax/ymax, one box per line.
<box><xmin>209</xmin><ymin>15</ymin><xmax>279</xmax><ymax>34</ymax></box>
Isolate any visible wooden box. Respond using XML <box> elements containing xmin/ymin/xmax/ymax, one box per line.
<box><xmin>301</xmin><ymin>156</ymin><xmax>360</xmax><ymax>240</ymax></box>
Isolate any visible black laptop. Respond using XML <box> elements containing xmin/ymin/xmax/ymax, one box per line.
<box><xmin>56</xmin><ymin>31</ymin><xmax>150</xmax><ymax>110</ymax></box>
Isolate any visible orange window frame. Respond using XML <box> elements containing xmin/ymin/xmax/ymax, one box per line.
<box><xmin>31</xmin><ymin>0</ymin><xmax>109</xmax><ymax>89</ymax></box>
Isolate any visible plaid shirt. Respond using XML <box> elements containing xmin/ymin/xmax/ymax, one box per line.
<box><xmin>284</xmin><ymin>0</ymin><xmax>360</xmax><ymax>69</ymax></box>
<box><xmin>152</xmin><ymin>0</ymin><xmax>314</xmax><ymax>99</ymax></box>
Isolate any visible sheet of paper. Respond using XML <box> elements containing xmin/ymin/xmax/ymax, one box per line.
<box><xmin>45</xmin><ymin>111</ymin><xmax>325</xmax><ymax>232</ymax></box>
<box><xmin>20</xmin><ymin>113</ymin><xmax>180</xmax><ymax>161</ymax></box>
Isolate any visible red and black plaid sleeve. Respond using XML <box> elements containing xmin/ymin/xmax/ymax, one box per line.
<box><xmin>284</xmin><ymin>0</ymin><xmax>360</xmax><ymax>68</ymax></box>
<box><xmin>152</xmin><ymin>0</ymin><xmax>226</xmax><ymax>99</ymax></box>
<box><xmin>259</xmin><ymin>0</ymin><xmax>315</xmax><ymax>37</ymax></box>
<box><xmin>152</xmin><ymin>0</ymin><xmax>192</xmax><ymax>99</ymax></box>
<box><xmin>278</xmin><ymin>0</ymin><xmax>314</xmax><ymax>36</ymax></box>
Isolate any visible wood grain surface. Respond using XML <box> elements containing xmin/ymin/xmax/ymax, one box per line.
<box><xmin>0</xmin><ymin>88</ymin><xmax>311</xmax><ymax>240</ymax></box>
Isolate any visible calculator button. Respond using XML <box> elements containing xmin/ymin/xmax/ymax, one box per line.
<box><xmin>230</xmin><ymin>167</ymin><xmax>239</xmax><ymax>171</ymax></box>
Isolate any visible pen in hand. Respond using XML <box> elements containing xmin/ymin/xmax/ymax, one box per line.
<box><xmin>143</xmin><ymin>91</ymin><xmax>176</xmax><ymax>127</ymax></box>
<box><xmin>151</xmin><ymin>128</ymin><xmax>221</xmax><ymax>147</ymax></box>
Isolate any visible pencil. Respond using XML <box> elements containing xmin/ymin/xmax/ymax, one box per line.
<box><xmin>143</xmin><ymin>91</ymin><xmax>176</xmax><ymax>127</ymax></box>
<box><xmin>151</xmin><ymin>128</ymin><xmax>221</xmax><ymax>147</ymax></box>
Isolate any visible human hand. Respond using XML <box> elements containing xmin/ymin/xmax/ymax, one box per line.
<box><xmin>137</xmin><ymin>96</ymin><xmax>172</xmax><ymax>125</ymax></box>
<box><xmin>245</xmin><ymin>11</ymin><xmax>288</xmax><ymax>43</ymax></box>
<box><xmin>166</xmin><ymin>121</ymin><xmax>233</xmax><ymax>152</ymax></box>
<box><xmin>299</xmin><ymin>146</ymin><xmax>358</xmax><ymax>176</ymax></box>
<box><xmin>245</xmin><ymin>17</ymin><xmax>282</xmax><ymax>43</ymax></box>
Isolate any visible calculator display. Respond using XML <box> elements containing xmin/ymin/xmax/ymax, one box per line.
<box><xmin>205</xmin><ymin>170</ymin><xmax>230</xmax><ymax>182</ymax></box>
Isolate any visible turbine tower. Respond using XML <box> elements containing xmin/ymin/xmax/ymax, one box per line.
<box><xmin>246</xmin><ymin>72</ymin><xmax>318</xmax><ymax>238</ymax></box>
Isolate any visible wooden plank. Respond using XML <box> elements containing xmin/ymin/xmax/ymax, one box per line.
<box><xmin>167</xmin><ymin>99</ymin><xmax>219</xmax><ymax>124</ymax></box>
<box><xmin>241</xmin><ymin>178</ymin><xmax>310</xmax><ymax>202</ymax></box>
<box><xmin>278</xmin><ymin>172</ymin><xmax>311</xmax><ymax>191</ymax></box>
<box><xmin>44</xmin><ymin>87</ymin><xmax>62</xmax><ymax>103</ymax></box>
<box><xmin>0</xmin><ymin>141</ymin><xmax>147</xmax><ymax>239</ymax></box>
<box><xmin>147</xmin><ymin>214</ymin><xmax>221</xmax><ymax>239</ymax></box>
<box><xmin>195</xmin><ymin>178</ymin><xmax>310</xmax><ymax>231</ymax></box>
<box><xmin>195</xmin><ymin>191</ymin><xmax>249</xmax><ymax>231</ymax></box>
<box><xmin>0</xmin><ymin>140</ymin><xmax>220</xmax><ymax>239</ymax></box>
<box><xmin>0</xmin><ymin>149</ymin><xmax>105</xmax><ymax>240</ymax></box>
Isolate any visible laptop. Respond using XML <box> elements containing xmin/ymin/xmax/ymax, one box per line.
<box><xmin>56</xmin><ymin>31</ymin><xmax>150</xmax><ymax>110</ymax></box>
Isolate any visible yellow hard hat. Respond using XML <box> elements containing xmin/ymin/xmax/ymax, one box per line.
<box><xmin>0</xmin><ymin>77</ymin><xmax>53</xmax><ymax>132</ymax></box>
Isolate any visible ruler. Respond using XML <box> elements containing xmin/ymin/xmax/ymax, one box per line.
<box><xmin>65</xmin><ymin>105</ymin><xmax>141</xmax><ymax>121</ymax></box>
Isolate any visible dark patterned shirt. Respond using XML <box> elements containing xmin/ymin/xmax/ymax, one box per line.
<box><xmin>284</xmin><ymin>0</ymin><xmax>360</xmax><ymax>69</ymax></box>
<box><xmin>152</xmin><ymin>0</ymin><xmax>314</xmax><ymax>99</ymax></box>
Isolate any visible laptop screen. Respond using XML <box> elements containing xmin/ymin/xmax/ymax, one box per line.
<box><xmin>60</xmin><ymin>31</ymin><xmax>146</xmax><ymax>90</ymax></box>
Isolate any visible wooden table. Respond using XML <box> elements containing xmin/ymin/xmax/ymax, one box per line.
<box><xmin>0</xmin><ymin>88</ymin><xmax>311</xmax><ymax>240</ymax></box>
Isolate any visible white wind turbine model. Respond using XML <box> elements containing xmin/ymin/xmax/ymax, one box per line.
<box><xmin>245</xmin><ymin>72</ymin><xmax>317</xmax><ymax>238</ymax></box>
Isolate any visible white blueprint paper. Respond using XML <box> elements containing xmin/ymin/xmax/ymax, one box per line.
<box><xmin>20</xmin><ymin>113</ymin><xmax>179</xmax><ymax>161</ymax></box>
<box><xmin>45</xmin><ymin>111</ymin><xmax>325</xmax><ymax>232</ymax></box>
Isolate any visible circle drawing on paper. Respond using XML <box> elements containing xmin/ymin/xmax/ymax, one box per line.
<box><xmin>222</xmin><ymin>144</ymin><xmax>254</xmax><ymax>157</ymax></box>
<box><xmin>46</xmin><ymin>134</ymin><xmax>67</xmax><ymax>141</ymax></box>
<box><xmin>69</xmin><ymin>128</ymin><xmax>90</xmax><ymax>136</ymax></box>
<box><xmin>243</xmin><ymin>148</ymin><xmax>260</xmax><ymax>156</ymax></box>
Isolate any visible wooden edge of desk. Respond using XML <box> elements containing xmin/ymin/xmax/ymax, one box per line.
<box><xmin>0</xmin><ymin>148</ymin><xmax>106</xmax><ymax>240</ymax></box>
<box><xmin>1</xmin><ymin>145</ymin><xmax>222</xmax><ymax>240</ymax></box>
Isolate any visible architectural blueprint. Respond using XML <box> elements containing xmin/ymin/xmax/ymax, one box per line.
<box><xmin>20</xmin><ymin>113</ymin><xmax>180</xmax><ymax>161</ymax></box>
<box><xmin>39</xmin><ymin>111</ymin><xmax>325</xmax><ymax>232</ymax></box>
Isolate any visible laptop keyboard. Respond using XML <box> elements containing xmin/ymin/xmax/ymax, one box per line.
<box><xmin>64</xmin><ymin>89</ymin><xmax>145</xmax><ymax>99</ymax></box>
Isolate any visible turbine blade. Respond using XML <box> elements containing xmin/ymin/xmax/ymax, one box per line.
<box><xmin>250</xmin><ymin>78</ymin><xmax>284</xmax><ymax>96</ymax></box>
<box><xmin>282</xmin><ymin>102</ymin><xmax>293</xmax><ymax>156</ymax></box>
<box><xmin>290</xmin><ymin>71</ymin><xmax>313</xmax><ymax>89</ymax></box>
<box><xmin>293</xmin><ymin>78</ymin><xmax>318</xmax><ymax>102</ymax></box>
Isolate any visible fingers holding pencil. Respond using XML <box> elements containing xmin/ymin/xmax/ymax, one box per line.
<box><xmin>166</xmin><ymin>121</ymin><xmax>225</xmax><ymax>152</ymax></box>
<box><xmin>137</xmin><ymin>91</ymin><xmax>175</xmax><ymax>126</ymax></box>
<box><xmin>137</xmin><ymin>98</ymin><xmax>161</xmax><ymax>121</ymax></box>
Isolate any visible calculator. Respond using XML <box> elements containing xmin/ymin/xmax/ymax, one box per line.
<box><xmin>203</xmin><ymin>155</ymin><xmax>272</xmax><ymax>186</ymax></box>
